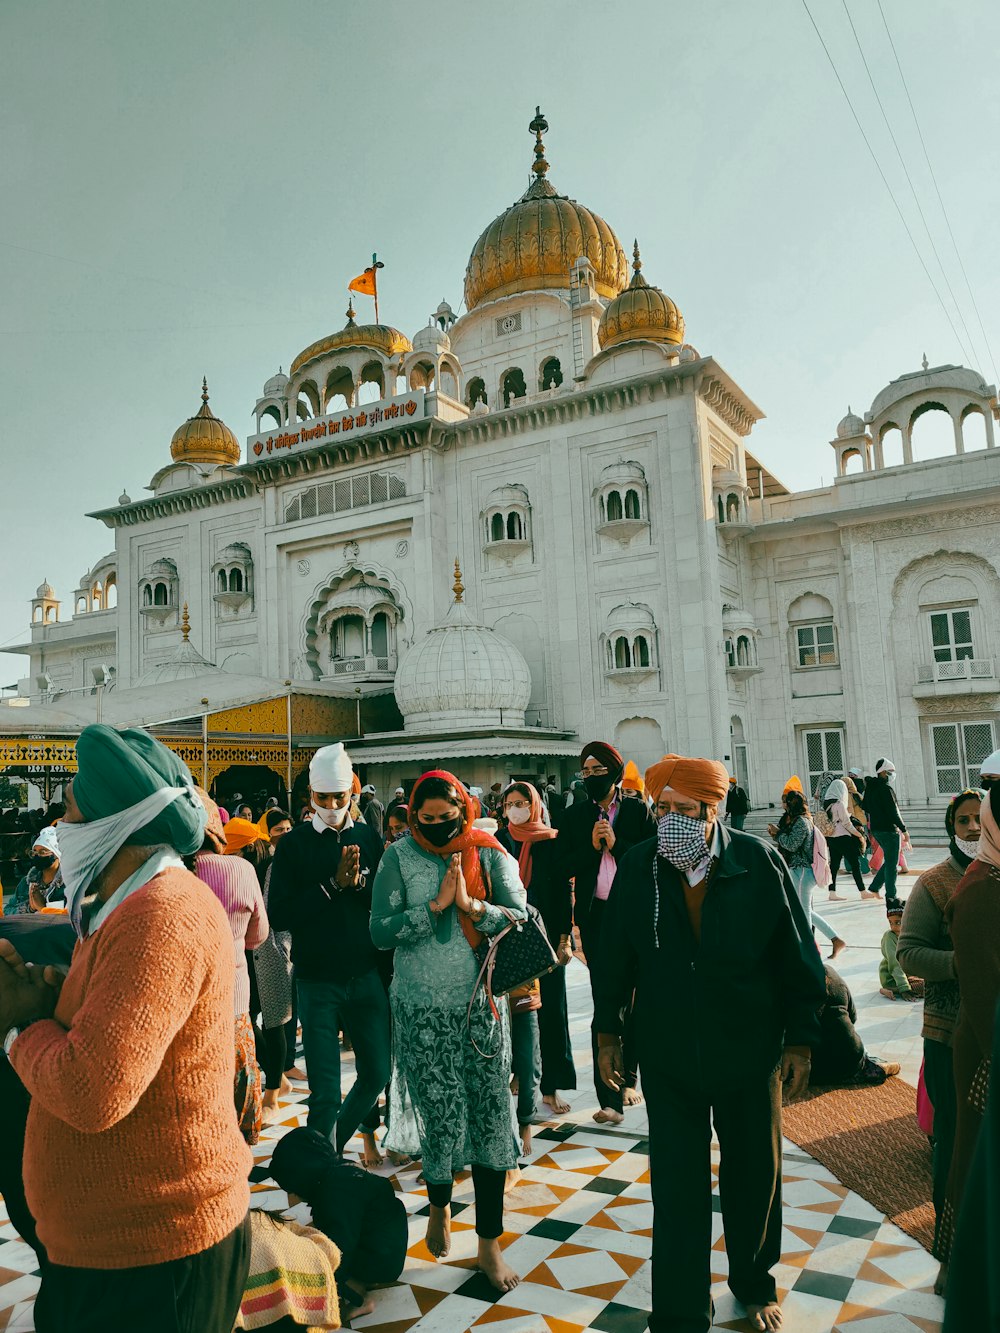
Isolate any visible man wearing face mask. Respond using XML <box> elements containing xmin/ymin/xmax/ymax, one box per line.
<box><xmin>268</xmin><ymin>743</ymin><xmax>391</xmax><ymax>1155</ymax></box>
<box><xmin>560</xmin><ymin>741</ymin><xmax>655</xmax><ymax>1124</ymax></box>
<box><xmin>863</xmin><ymin>758</ymin><xmax>908</xmax><ymax>904</ymax></box>
<box><xmin>594</xmin><ymin>755</ymin><xmax>825</xmax><ymax>1333</ymax></box>
<box><xmin>9</xmin><ymin>827</ymin><xmax>64</xmax><ymax>915</ymax></box>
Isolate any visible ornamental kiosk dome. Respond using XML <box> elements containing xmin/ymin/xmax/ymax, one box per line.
<box><xmin>169</xmin><ymin>379</ymin><xmax>241</xmax><ymax>466</ymax></box>
<box><xmin>597</xmin><ymin>242</ymin><xmax>685</xmax><ymax>351</ymax></box>
<box><xmin>463</xmin><ymin>108</ymin><xmax>629</xmax><ymax>313</ymax></box>
<box><xmin>290</xmin><ymin>304</ymin><xmax>412</xmax><ymax>378</ymax></box>
<box><xmin>394</xmin><ymin>561</ymin><xmax>531</xmax><ymax>733</ymax></box>
<box><xmin>36</xmin><ymin>579</ymin><xmax>55</xmax><ymax>600</ymax></box>
<box><xmin>837</xmin><ymin>407</ymin><xmax>866</xmax><ymax>439</ymax></box>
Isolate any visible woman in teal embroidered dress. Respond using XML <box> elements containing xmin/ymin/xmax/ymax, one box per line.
<box><xmin>370</xmin><ymin>770</ymin><xmax>526</xmax><ymax>1294</ymax></box>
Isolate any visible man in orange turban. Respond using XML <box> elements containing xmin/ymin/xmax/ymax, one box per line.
<box><xmin>594</xmin><ymin>754</ymin><xmax>825</xmax><ymax>1333</ymax></box>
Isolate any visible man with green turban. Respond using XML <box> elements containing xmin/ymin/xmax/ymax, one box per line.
<box><xmin>0</xmin><ymin>725</ymin><xmax>252</xmax><ymax>1333</ymax></box>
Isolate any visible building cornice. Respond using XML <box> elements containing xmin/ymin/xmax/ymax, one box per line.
<box><xmin>89</xmin><ymin>476</ymin><xmax>261</xmax><ymax>529</ymax></box>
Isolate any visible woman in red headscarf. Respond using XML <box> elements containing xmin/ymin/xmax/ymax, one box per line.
<box><xmin>370</xmin><ymin>770</ymin><xmax>527</xmax><ymax>1294</ymax></box>
<box><xmin>499</xmin><ymin>782</ymin><xmax>576</xmax><ymax>1120</ymax></box>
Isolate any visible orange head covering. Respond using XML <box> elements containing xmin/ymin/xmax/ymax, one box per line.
<box><xmin>224</xmin><ymin>817</ymin><xmax>261</xmax><ymax>855</ymax></box>
<box><xmin>409</xmin><ymin>770</ymin><xmax>504</xmax><ymax>948</ymax></box>
<box><xmin>644</xmin><ymin>754</ymin><xmax>730</xmax><ymax>806</ymax></box>
<box><xmin>621</xmin><ymin>761</ymin><xmax>645</xmax><ymax>796</ymax></box>
<box><xmin>351</xmin><ymin>772</ymin><xmax>362</xmax><ymax>796</ymax></box>
<box><xmin>194</xmin><ymin>787</ymin><xmax>227</xmax><ymax>854</ymax></box>
<box><xmin>782</xmin><ymin>775</ymin><xmax>804</xmax><ymax>796</ymax></box>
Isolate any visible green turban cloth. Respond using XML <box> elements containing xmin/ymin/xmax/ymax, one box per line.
<box><xmin>72</xmin><ymin>725</ymin><xmax>205</xmax><ymax>855</ymax></box>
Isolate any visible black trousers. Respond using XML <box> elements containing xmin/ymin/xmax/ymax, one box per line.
<box><xmin>284</xmin><ymin>975</ymin><xmax>299</xmax><ymax>1073</ymax></box>
<box><xmin>426</xmin><ymin>1164</ymin><xmax>506</xmax><ymax>1239</ymax></box>
<box><xmin>34</xmin><ymin>1216</ymin><xmax>251</xmax><ymax>1333</ymax></box>
<box><xmin>924</xmin><ymin>1037</ymin><xmax>957</xmax><ymax>1259</ymax></box>
<box><xmin>248</xmin><ymin>954</ymin><xmax>288</xmax><ymax>1090</ymax></box>
<box><xmin>0</xmin><ymin>1052</ymin><xmax>44</xmax><ymax>1266</ymax></box>
<box><xmin>828</xmin><ymin>835</ymin><xmax>866</xmax><ymax>894</ymax></box>
<box><xmin>537</xmin><ymin>963</ymin><xmax>577</xmax><ymax>1095</ymax></box>
<box><xmin>580</xmin><ymin>900</ymin><xmax>638</xmax><ymax>1111</ymax></box>
<box><xmin>646</xmin><ymin>1067</ymin><xmax>782</xmax><ymax>1333</ymax></box>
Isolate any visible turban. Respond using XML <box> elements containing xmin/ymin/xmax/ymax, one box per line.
<box><xmin>580</xmin><ymin>741</ymin><xmax>624</xmax><ymax>783</ymax></box>
<box><xmin>644</xmin><ymin>754</ymin><xmax>730</xmax><ymax>805</ymax></box>
<box><xmin>72</xmin><ymin>725</ymin><xmax>204</xmax><ymax>855</ymax></box>
<box><xmin>979</xmin><ymin>749</ymin><xmax>1000</xmax><ymax>778</ymax></box>
<box><xmin>309</xmin><ymin>743</ymin><xmax>354</xmax><ymax>793</ymax></box>
<box><xmin>32</xmin><ymin>825</ymin><xmax>60</xmax><ymax>857</ymax></box>
<box><xmin>875</xmin><ymin>758</ymin><xmax>895</xmax><ymax>775</ymax></box>
<box><xmin>224</xmin><ymin>817</ymin><xmax>261</xmax><ymax>855</ymax></box>
<box><xmin>352</xmin><ymin>772</ymin><xmax>362</xmax><ymax>796</ymax></box>
<box><xmin>195</xmin><ymin>787</ymin><xmax>227</xmax><ymax>854</ymax></box>
<box><xmin>621</xmin><ymin>761</ymin><xmax>645</xmax><ymax>795</ymax></box>
<box><xmin>782</xmin><ymin>775</ymin><xmax>804</xmax><ymax>796</ymax></box>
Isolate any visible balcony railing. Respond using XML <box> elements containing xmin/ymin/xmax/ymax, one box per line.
<box><xmin>326</xmin><ymin>654</ymin><xmax>396</xmax><ymax>678</ymax></box>
<box><xmin>917</xmin><ymin>658</ymin><xmax>995</xmax><ymax>684</ymax></box>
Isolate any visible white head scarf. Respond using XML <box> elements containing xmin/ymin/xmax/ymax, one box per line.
<box><xmin>875</xmin><ymin>758</ymin><xmax>896</xmax><ymax>775</ymax></box>
<box><xmin>309</xmin><ymin>743</ymin><xmax>353</xmax><ymax>794</ymax></box>
<box><xmin>824</xmin><ymin>778</ymin><xmax>849</xmax><ymax>804</ymax></box>
<box><xmin>32</xmin><ymin>825</ymin><xmax>60</xmax><ymax>857</ymax></box>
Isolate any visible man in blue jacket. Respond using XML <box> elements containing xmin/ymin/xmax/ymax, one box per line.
<box><xmin>596</xmin><ymin>754</ymin><xmax>825</xmax><ymax>1333</ymax></box>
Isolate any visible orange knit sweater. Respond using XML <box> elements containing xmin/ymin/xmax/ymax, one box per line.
<box><xmin>10</xmin><ymin>866</ymin><xmax>251</xmax><ymax>1269</ymax></box>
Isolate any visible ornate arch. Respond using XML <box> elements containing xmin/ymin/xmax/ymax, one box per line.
<box><xmin>297</xmin><ymin>560</ymin><xmax>414</xmax><ymax>680</ymax></box>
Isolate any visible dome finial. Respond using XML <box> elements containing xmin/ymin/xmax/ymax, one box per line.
<box><xmin>345</xmin><ymin>299</ymin><xmax>357</xmax><ymax>326</ymax></box>
<box><xmin>528</xmin><ymin>106</ymin><xmax>549</xmax><ymax>181</ymax></box>
<box><xmin>181</xmin><ymin>603</ymin><xmax>191</xmax><ymax>642</ymax></box>
<box><xmin>632</xmin><ymin>239</ymin><xmax>642</xmax><ymax>275</ymax></box>
<box><xmin>201</xmin><ymin>377</ymin><xmax>209</xmax><ymax>406</ymax></box>
<box><xmin>922</xmin><ymin>351</ymin><xmax>929</xmax><ymax>371</ymax></box>
<box><xmin>453</xmin><ymin>558</ymin><xmax>465</xmax><ymax>604</ymax></box>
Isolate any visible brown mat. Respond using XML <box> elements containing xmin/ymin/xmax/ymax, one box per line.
<box><xmin>782</xmin><ymin>1077</ymin><xmax>936</xmax><ymax>1250</ymax></box>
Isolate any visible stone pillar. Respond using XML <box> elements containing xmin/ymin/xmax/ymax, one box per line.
<box><xmin>953</xmin><ymin>411</ymin><xmax>965</xmax><ymax>454</ymax></box>
<box><xmin>902</xmin><ymin>421</ymin><xmax>913</xmax><ymax>465</ymax></box>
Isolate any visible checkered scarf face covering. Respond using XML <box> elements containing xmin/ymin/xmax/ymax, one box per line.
<box><xmin>657</xmin><ymin>812</ymin><xmax>712</xmax><ymax>872</ymax></box>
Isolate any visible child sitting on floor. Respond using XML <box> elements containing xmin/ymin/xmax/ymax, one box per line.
<box><xmin>879</xmin><ymin>900</ymin><xmax>924</xmax><ymax>1001</ymax></box>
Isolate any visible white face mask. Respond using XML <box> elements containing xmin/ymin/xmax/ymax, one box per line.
<box><xmin>506</xmin><ymin>806</ymin><xmax>532</xmax><ymax>826</ymax></box>
<box><xmin>955</xmin><ymin>835</ymin><xmax>981</xmax><ymax>858</ymax></box>
<box><xmin>312</xmin><ymin>798</ymin><xmax>349</xmax><ymax>828</ymax></box>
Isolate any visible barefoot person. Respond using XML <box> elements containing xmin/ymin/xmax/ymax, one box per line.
<box><xmin>595</xmin><ymin>754</ymin><xmax>825</xmax><ymax>1333</ymax></box>
<box><xmin>560</xmin><ymin>741</ymin><xmax>654</xmax><ymax>1124</ymax></box>
<box><xmin>370</xmin><ymin>770</ymin><xmax>527</xmax><ymax>1294</ymax></box>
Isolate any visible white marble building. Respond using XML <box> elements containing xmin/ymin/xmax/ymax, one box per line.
<box><xmin>5</xmin><ymin>110</ymin><xmax>1000</xmax><ymax>809</ymax></box>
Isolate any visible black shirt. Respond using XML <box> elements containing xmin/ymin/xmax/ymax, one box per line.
<box><xmin>268</xmin><ymin>818</ymin><xmax>383</xmax><ymax>982</ymax></box>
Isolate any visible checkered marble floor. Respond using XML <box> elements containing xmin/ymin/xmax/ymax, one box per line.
<box><xmin>0</xmin><ymin>852</ymin><xmax>948</xmax><ymax>1331</ymax></box>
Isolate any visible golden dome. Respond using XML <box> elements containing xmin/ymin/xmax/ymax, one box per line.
<box><xmin>170</xmin><ymin>379</ymin><xmax>241</xmax><ymax>466</ymax></box>
<box><xmin>290</xmin><ymin>303</ymin><xmax>412</xmax><ymax>377</ymax></box>
<box><xmin>463</xmin><ymin>109</ymin><xmax>629</xmax><ymax>313</ymax></box>
<box><xmin>597</xmin><ymin>242</ymin><xmax>685</xmax><ymax>351</ymax></box>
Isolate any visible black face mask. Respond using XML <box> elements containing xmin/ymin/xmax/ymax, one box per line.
<box><xmin>418</xmin><ymin>818</ymin><xmax>462</xmax><ymax>847</ymax></box>
<box><xmin>30</xmin><ymin>854</ymin><xmax>56</xmax><ymax>868</ymax></box>
<box><xmin>584</xmin><ymin>774</ymin><xmax>616</xmax><ymax>802</ymax></box>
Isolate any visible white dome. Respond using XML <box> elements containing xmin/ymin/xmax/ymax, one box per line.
<box><xmin>264</xmin><ymin>368</ymin><xmax>289</xmax><ymax>397</ymax></box>
<box><xmin>394</xmin><ymin>597</ymin><xmax>531</xmax><ymax>733</ymax></box>
<box><xmin>412</xmin><ymin>322</ymin><xmax>452</xmax><ymax>354</ymax></box>
<box><xmin>35</xmin><ymin>580</ymin><xmax>55</xmax><ymax>599</ymax></box>
<box><xmin>837</xmin><ymin>407</ymin><xmax>866</xmax><ymax>439</ymax></box>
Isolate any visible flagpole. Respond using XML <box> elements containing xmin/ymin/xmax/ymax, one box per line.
<box><xmin>372</xmin><ymin>252</ymin><xmax>379</xmax><ymax>323</ymax></box>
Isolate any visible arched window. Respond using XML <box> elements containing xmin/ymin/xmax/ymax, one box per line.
<box><xmin>606</xmin><ymin>490</ymin><xmax>623</xmax><ymax>522</ymax></box>
<box><xmin>371</xmin><ymin>612</ymin><xmax>390</xmax><ymax>659</ymax></box>
<box><xmin>726</xmin><ymin>494</ymin><xmax>741</xmax><ymax>522</ymax></box>
<box><xmin>624</xmin><ymin>489</ymin><xmax>641</xmax><ymax>520</ymax></box>
<box><xmin>736</xmin><ymin>635</ymin><xmax>751</xmax><ymax>666</ymax></box>
<box><xmin>633</xmin><ymin>635</ymin><xmax>650</xmax><ymax>668</ymax></box>
<box><xmin>540</xmin><ymin>357</ymin><xmax>563</xmax><ymax>390</ymax></box>
<box><xmin>217</xmin><ymin>569</ymin><xmax>228</xmax><ymax>593</ymax></box>
<box><xmin>614</xmin><ymin>636</ymin><xmax>632</xmax><ymax>669</ymax></box>
<box><xmin>962</xmin><ymin>406</ymin><xmax>989</xmax><ymax>452</ymax></box>
<box><xmin>91</xmin><ymin>583</ymin><xmax>103</xmax><ymax>611</ymax></box>
<box><xmin>880</xmin><ymin>424</ymin><xmax>903</xmax><ymax>467</ymax></box>
<box><xmin>142</xmin><ymin>585</ymin><xmax>153</xmax><ymax>608</ymax></box>
<box><xmin>105</xmin><ymin>575</ymin><xmax>117</xmax><ymax>609</ymax></box>
<box><xmin>717</xmin><ymin>496</ymin><xmax>725</xmax><ymax>524</ymax></box>
<box><xmin>468</xmin><ymin>377</ymin><xmax>487</xmax><ymax>408</ymax></box>
<box><xmin>228</xmin><ymin>568</ymin><xmax>244</xmax><ymax>593</ymax></box>
<box><xmin>506</xmin><ymin>511</ymin><xmax>523</xmax><ymax>540</ymax></box>
<box><xmin>909</xmin><ymin>403</ymin><xmax>954</xmax><ymax>463</ymax></box>
<box><xmin>332</xmin><ymin>615</ymin><xmax>365</xmax><ymax>661</ymax></box>
<box><xmin>502</xmin><ymin>368</ymin><xmax>526</xmax><ymax>407</ymax></box>
<box><xmin>153</xmin><ymin>582</ymin><xmax>168</xmax><ymax>607</ymax></box>
<box><xmin>725</xmin><ymin>637</ymin><xmax>736</xmax><ymax>667</ymax></box>
<box><xmin>33</xmin><ymin>606</ymin><xmax>42</xmax><ymax>623</ymax></box>
<box><xmin>491</xmin><ymin>512</ymin><xmax>505</xmax><ymax>542</ymax></box>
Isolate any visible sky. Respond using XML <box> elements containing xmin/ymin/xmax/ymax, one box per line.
<box><xmin>2</xmin><ymin>0</ymin><xmax>999</xmax><ymax>667</ymax></box>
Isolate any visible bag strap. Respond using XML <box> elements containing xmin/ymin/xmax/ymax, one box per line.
<box><xmin>466</xmin><ymin>906</ymin><xmax>518</xmax><ymax>1059</ymax></box>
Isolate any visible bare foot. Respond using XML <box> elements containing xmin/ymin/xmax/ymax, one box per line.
<box><xmin>746</xmin><ymin>1299</ymin><xmax>783</xmax><ymax>1331</ymax></box>
<box><xmin>829</xmin><ymin>937</ymin><xmax>847</xmax><ymax>960</ymax></box>
<box><xmin>478</xmin><ymin>1237</ymin><xmax>520</xmax><ymax>1293</ymax></box>
<box><xmin>279</xmin><ymin>1075</ymin><xmax>292</xmax><ymax>1095</ymax></box>
<box><xmin>505</xmin><ymin>1166</ymin><xmax>522</xmax><ymax>1193</ymax></box>
<box><xmin>387</xmin><ymin>1149</ymin><xmax>414</xmax><ymax>1167</ymax></box>
<box><xmin>361</xmin><ymin>1131</ymin><xmax>384</xmax><ymax>1168</ymax></box>
<box><xmin>542</xmin><ymin>1093</ymin><xmax>570</xmax><ymax>1115</ymax></box>
<box><xmin>343</xmin><ymin>1281</ymin><xmax>375</xmax><ymax>1318</ymax></box>
<box><xmin>284</xmin><ymin>1066</ymin><xmax>307</xmax><ymax>1082</ymax></box>
<box><xmin>520</xmin><ymin>1123</ymin><xmax>532</xmax><ymax>1156</ymax></box>
<box><xmin>622</xmin><ymin>1086</ymin><xmax>642</xmax><ymax>1107</ymax></box>
<box><xmin>594</xmin><ymin>1107</ymin><xmax>624</xmax><ymax>1125</ymax></box>
<box><xmin>262</xmin><ymin>1087</ymin><xmax>280</xmax><ymax>1111</ymax></box>
<box><xmin>827</xmin><ymin>891</ymin><xmax>846</xmax><ymax>901</ymax></box>
<box><xmin>426</xmin><ymin>1204</ymin><xmax>451</xmax><ymax>1259</ymax></box>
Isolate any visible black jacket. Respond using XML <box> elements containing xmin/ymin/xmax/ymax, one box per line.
<box><xmin>594</xmin><ymin>825</ymin><xmax>825</xmax><ymax>1086</ymax></box>
<box><xmin>496</xmin><ymin>830</ymin><xmax>573</xmax><ymax>940</ymax></box>
<box><xmin>559</xmin><ymin>792</ymin><xmax>655</xmax><ymax>926</ymax></box>
<box><xmin>268</xmin><ymin>818</ymin><xmax>384</xmax><ymax>982</ymax></box>
<box><xmin>862</xmin><ymin>776</ymin><xmax>907</xmax><ymax>832</ymax></box>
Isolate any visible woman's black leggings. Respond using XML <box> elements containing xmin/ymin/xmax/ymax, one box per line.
<box><xmin>426</xmin><ymin>1165</ymin><xmax>505</xmax><ymax>1239</ymax></box>
<box><xmin>828</xmin><ymin>835</ymin><xmax>866</xmax><ymax>894</ymax></box>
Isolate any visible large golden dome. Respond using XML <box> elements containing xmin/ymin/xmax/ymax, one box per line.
<box><xmin>290</xmin><ymin>303</ymin><xmax>411</xmax><ymax>377</ymax></box>
<box><xmin>464</xmin><ymin>109</ymin><xmax>629</xmax><ymax>313</ymax></box>
<box><xmin>597</xmin><ymin>242</ymin><xmax>685</xmax><ymax>351</ymax></box>
<box><xmin>170</xmin><ymin>379</ymin><xmax>241</xmax><ymax>466</ymax></box>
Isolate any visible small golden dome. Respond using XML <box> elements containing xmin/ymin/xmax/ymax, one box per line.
<box><xmin>597</xmin><ymin>241</ymin><xmax>685</xmax><ymax>351</ymax></box>
<box><xmin>169</xmin><ymin>379</ymin><xmax>241</xmax><ymax>466</ymax></box>
<box><xmin>290</xmin><ymin>302</ymin><xmax>412</xmax><ymax>377</ymax></box>
<box><xmin>464</xmin><ymin>108</ymin><xmax>629</xmax><ymax>313</ymax></box>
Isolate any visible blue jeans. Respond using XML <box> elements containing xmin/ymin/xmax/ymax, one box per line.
<box><xmin>297</xmin><ymin>970</ymin><xmax>391</xmax><ymax>1151</ymax></box>
<box><xmin>788</xmin><ymin>866</ymin><xmax>838</xmax><ymax>943</ymax></box>
<box><xmin>869</xmin><ymin>830</ymin><xmax>901</xmax><ymax>901</ymax></box>
<box><xmin>510</xmin><ymin>1009</ymin><xmax>541</xmax><ymax>1127</ymax></box>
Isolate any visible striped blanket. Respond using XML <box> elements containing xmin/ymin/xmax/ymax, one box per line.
<box><xmin>236</xmin><ymin>1211</ymin><xmax>342</xmax><ymax>1330</ymax></box>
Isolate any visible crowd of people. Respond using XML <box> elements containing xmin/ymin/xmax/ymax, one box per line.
<box><xmin>0</xmin><ymin>730</ymin><xmax>998</xmax><ymax>1333</ymax></box>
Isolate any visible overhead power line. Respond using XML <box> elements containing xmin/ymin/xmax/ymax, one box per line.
<box><xmin>799</xmin><ymin>0</ymin><xmax>974</xmax><ymax>365</ymax></box>
<box><xmin>875</xmin><ymin>0</ymin><xmax>1000</xmax><ymax>386</ymax></box>
<box><xmin>839</xmin><ymin>0</ymin><xmax>978</xmax><ymax>369</ymax></box>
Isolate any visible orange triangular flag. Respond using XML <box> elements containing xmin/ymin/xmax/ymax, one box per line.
<box><xmin>348</xmin><ymin>268</ymin><xmax>377</xmax><ymax>297</ymax></box>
